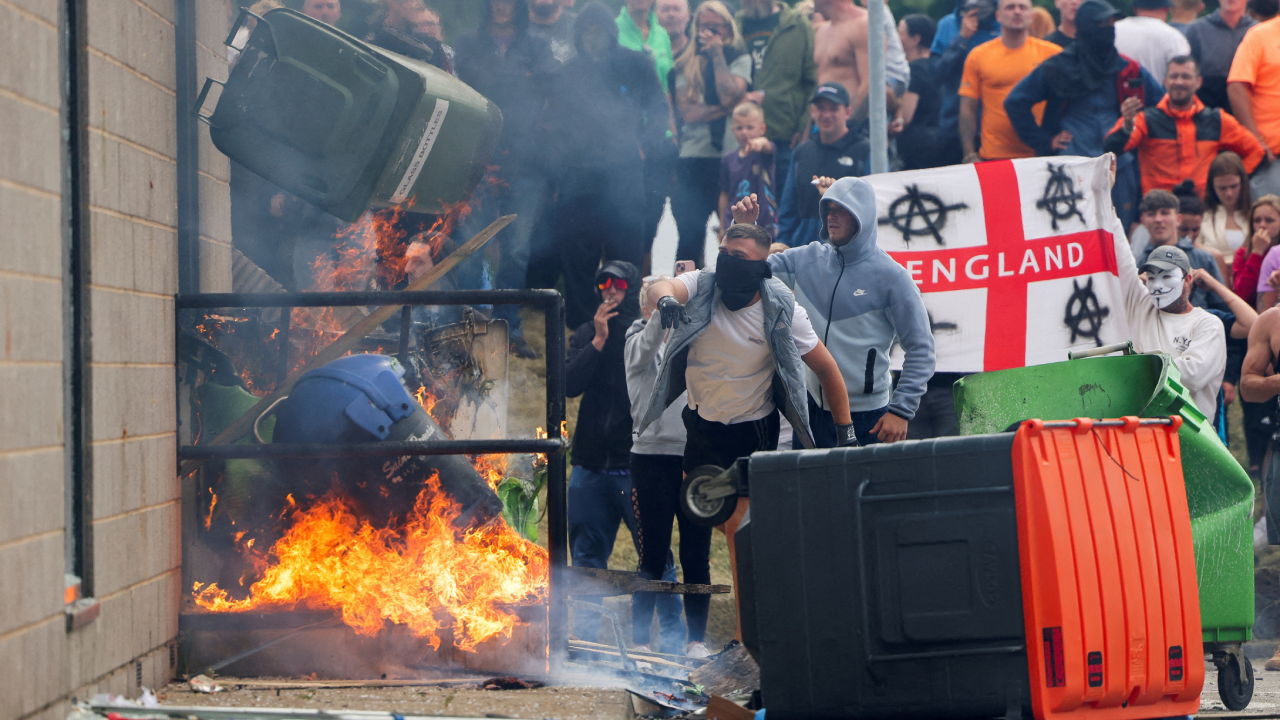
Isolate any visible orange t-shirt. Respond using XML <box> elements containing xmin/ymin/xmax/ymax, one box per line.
<box><xmin>959</xmin><ymin>36</ymin><xmax>1062</xmax><ymax>160</ymax></box>
<box><xmin>1228</xmin><ymin>17</ymin><xmax>1280</xmax><ymax>154</ymax></box>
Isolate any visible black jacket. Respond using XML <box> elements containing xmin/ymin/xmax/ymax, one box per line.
<box><xmin>565</xmin><ymin>261</ymin><xmax>642</xmax><ymax>470</ymax></box>
<box><xmin>789</xmin><ymin>130</ymin><xmax>869</xmax><ymax>221</ymax></box>
<box><xmin>454</xmin><ymin>0</ymin><xmax>557</xmax><ymax>172</ymax></box>
<box><xmin>545</xmin><ymin>4</ymin><xmax>670</xmax><ymax>174</ymax></box>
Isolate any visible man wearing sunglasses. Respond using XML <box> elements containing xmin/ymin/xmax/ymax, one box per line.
<box><xmin>565</xmin><ymin>261</ymin><xmax>685</xmax><ymax>649</ymax></box>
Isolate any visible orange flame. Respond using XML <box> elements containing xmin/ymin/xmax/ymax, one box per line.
<box><xmin>192</xmin><ymin>473</ymin><xmax>548</xmax><ymax>650</ymax></box>
<box><xmin>204</xmin><ymin>492</ymin><xmax>218</xmax><ymax>531</ymax></box>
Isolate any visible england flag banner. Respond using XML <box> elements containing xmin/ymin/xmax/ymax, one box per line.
<box><xmin>879</xmin><ymin>155</ymin><xmax>1132</xmax><ymax>373</ymax></box>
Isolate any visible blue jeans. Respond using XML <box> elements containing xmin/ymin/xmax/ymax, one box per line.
<box><xmin>794</xmin><ymin>394</ymin><xmax>888</xmax><ymax>448</ymax></box>
<box><xmin>568</xmin><ymin>466</ymin><xmax>685</xmax><ymax>650</ymax></box>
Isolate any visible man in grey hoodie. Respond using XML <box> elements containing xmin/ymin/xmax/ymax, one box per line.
<box><xmin>735</xmin><ymin>176</ymin><xmax>935</xmax><ymax>445</ymax></box>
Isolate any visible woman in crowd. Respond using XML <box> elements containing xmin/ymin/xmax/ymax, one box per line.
<box><xmin>670</xmin><ymin>0</ymin><xmax>750</xmax><ymax>267</ymax></box>
<box><xmin>1246</xmin><ymin>196</ymin><xmax>1280</xmax><ymax>310</ymax></box>
<box><xmin>1207</xmin><ymin>152</ymin><xmax>1254</xmax><ymax>279</ymax></box>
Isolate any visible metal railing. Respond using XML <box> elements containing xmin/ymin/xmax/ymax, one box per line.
<box><xmin>175</xmin><ymin>287</ymin><xmax>570</xmax><ymax>668</ymax></box>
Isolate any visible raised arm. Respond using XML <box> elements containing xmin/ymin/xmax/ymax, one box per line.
<box><xmin>1192</xmin><ymin>267</ymin><xmax>1258</xmax><ymax>337</ymax></box>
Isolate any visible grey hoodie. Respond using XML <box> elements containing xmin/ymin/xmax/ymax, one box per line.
<box><xmin>768</xmin><ymin>177</ymin><xmax>935</xmax><ymax>419</ymax></box>
<box><xmin>624</xmin><ymin>317</ymin><xmax>686</xmax><ymax>456</ymax></box>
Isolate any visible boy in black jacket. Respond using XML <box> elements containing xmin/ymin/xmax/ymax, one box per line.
<box><xmin>566</xmin><ymin>261</ymin><xmax>684</xmax><ymax>649</ymax></box>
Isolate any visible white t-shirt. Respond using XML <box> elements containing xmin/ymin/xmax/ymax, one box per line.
<box><xmin>676</xmin><ymin>270</ymin><xmax>820</xmax><ymax>424</ymax></box>
<box><xmin>1114</xmin><ymin>16</ymin><xmax>1191</xmax><ymax>79</ymax></box>
<box><xmin>1113</xmin><ymin>226</ymin><xmax>1226</xmax><ymax>422</ymax></box>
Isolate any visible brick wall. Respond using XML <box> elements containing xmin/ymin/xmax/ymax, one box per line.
<box><xmin>0</xmin><ymin>0</ymin><xmax>231</xmax><ymax>717</ymax></box>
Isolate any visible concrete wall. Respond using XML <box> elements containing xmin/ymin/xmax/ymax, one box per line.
<box><xmin>0</xmin><ymin>0</ymin><xmax>231</xmax><ymax>717</ymax></box>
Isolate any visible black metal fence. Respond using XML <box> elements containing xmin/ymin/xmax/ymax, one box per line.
<box><xmin>174</xmin><ymin>288</ymin><xmax>570</xmax><ymax>668</ymax></box>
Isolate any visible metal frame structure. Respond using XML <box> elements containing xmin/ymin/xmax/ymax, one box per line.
<box><xmin>175</xmin><ymin>288</ymin><xmax>570</xmax><ymax>668</ymax></box>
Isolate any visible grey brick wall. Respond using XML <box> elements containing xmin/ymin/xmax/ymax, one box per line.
<box><xmin>0</xmin><ymin>0</ymin><xmax>231</xmax><ymax>715</ymax></box>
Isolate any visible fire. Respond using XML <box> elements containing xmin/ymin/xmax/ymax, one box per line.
<box><xmin>193</xmin><ymin>472</ymin><xmax>548</xmax><ymax>650</ymax></box>
<box><xmin>204</xmin><ymin>492</ymin><xmax>217</xmax><ymax>531</ymax></box>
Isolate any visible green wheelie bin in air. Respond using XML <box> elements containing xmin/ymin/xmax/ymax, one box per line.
<box><xmin>952</xmin><ymin>344</ymin><xmax>1257</xmax><ymax>709</ymax></box>
<box><xmin>196</xmin><ymin>7</ymin><xmax>502</xmax><ymax>222</ymax></box>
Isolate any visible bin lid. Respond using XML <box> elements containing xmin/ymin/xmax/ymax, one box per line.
<box><xmin>208</xmin><ymin>9</ymin><xmax>401</xmax><ymax>207</ymax></box>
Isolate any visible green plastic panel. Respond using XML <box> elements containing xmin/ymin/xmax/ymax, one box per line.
<box><xmin>953</xmin><ymin>353</ymin><xmax>1254</xmax><ymax>644</ymax></box>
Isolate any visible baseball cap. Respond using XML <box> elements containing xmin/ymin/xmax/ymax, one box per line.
<box><xmin>1141</xmin><ymin>246</ymin><xmax>1191</xmax><ymax>275</ymax></box>
<box><xmin>811</xmin><ymin>82</ymin><xmax>851</xmax><ymax>107</ymax></box>
<box><xmin>1131</xmin><ymin>0</ymin><xmax>1173</xmax><ymax>8</ymax></box>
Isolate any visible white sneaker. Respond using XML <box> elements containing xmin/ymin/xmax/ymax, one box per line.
<box><xmin>686</xmin><ymin>641</ymin><xmax>712</xmax><ymax>659</ymax></box>
<box><xmin>631</xmin><ymin>644</ymin><xmax>651</xmax><ymax>654</ymax></box>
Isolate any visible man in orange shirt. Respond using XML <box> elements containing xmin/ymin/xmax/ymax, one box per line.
<box><xmin>1229</xmin><ymin>17</ymin><xmax>1280</xmax><ymax>197</ymax></box>
<box><xmin>958</xmin><ymin>0</ymin><xmax>1063</xmax><ymax>161</ymax></box>
<box><xmin>1105</xmin><ymin>55</ymin><xmax>1264</xmax><ymax>194</ymax></box>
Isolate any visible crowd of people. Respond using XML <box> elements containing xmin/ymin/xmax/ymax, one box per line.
<box><xmin>233</xmin><ymin>0</ymin><xmax>1280</xmax><ymax>661</ymax></box>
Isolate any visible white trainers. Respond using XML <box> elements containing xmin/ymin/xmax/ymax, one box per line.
<box><xmin>631</xmin><ymin>644</ymin><xmax>651</xmax><ymax>654</ymax></box>
<box><xmin>686</xmin><ymin>641</ymin><xmax>712</xmax><ymax>659</ymax></box>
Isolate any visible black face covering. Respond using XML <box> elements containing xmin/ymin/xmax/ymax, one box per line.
<box><xmin>1038</xmin><ymin>0</ymin><xmax>1123</xmax><ymax>101</ymax></box>
<box><xmin>715</xmin><ymin>253</ymin><xmax>772</xmax><ymax>312</ymax></box>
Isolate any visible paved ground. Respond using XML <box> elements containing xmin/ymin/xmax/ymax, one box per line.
<box><xmin>1202</xmin><ymin>655</ymin><xmax>1280</xmax><ymax>716</ymax></box>
<box><xmin>158</xmin><ymin>680</ymin><xmax>631</xmax><ymax>720</ymax></box>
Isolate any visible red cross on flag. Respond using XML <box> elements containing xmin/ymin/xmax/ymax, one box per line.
<box><xmin>878</xmin><ymin>155</ymin><xmax>1132</xmax><ymax>373</ymax></box>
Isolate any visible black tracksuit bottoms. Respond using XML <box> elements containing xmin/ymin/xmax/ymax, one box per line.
<box><xmin>631</xmin><ymin>452</ymin><xmax>713</xmax><ymax>645</ymax></box>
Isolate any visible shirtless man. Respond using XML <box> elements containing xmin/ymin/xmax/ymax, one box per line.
<box><xmin>814</xmin><ymin>0</ymin><xmax>899</xmax><ymax>121</ymax></box>
<box><xmin>814</xmin><ymin>0</ymin><xmax>870</xmax><ymax>115</ymax></box>
<box><xmin>1242</xmin><ymin>308</ymin><xmax>1280</xmax><ymax>554</ymax></box>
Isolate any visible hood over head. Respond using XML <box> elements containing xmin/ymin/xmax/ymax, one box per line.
<box><xmin>482</xmin><ymin>0</ymin><xmax>531</xmax><ymax>37</ymax></box>
<box><xmin>1036</xmin><ymin>0</ymin><xmax>1124</xmax><ymax>100</ymax></box>
<box><xmin>819</xmin><ymin>177</ymin><xmax>879</xmax><ymax>260</ymax></box>
<box><xmin>574</xmin><ymin>2</ymin><xmax>620</xmax><ymax>56</ymax></box>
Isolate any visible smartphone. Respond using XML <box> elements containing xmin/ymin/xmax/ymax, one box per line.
<box><xmin>675</xmin><ymin>260</ymin><xmax>696</xmax><ymax>276</ymax></box>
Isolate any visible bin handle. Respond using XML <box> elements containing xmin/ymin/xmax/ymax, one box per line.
<box><xmin>224</xmin><ymin>7</ymin><xmax>266</xmax><ymax>50</ymax></box>
<box><xmin>1068</xmin><ymin>341</ymin><xmax>1134</xmax><ymax>360</ymax></box>
<box><xmin>192</xmin><ymin>78</ymin><xmax>224</xmax><ymax>126</ymax></box>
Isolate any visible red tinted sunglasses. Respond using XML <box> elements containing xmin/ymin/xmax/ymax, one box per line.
<box><xmin>597</xmin><ymin>276</ymin><xmax>629</xmax><ymax>291</ymax></box>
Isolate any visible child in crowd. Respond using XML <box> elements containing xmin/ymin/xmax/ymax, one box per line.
<box><xmin>719</xmin><ymin>103</ymin><xmax>779</xmax><ymax>239</ymax></box>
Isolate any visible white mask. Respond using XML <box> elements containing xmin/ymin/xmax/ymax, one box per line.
<box><xmin>1145</xmin><ymin>267</ymin><xmax>1185</xmax><ymax>310</ymax></box>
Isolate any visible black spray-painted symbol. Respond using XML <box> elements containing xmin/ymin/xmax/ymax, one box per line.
<box><xmin>928</xmin><ymin>311</ymin><xmax>959</xmax><ymax>334</ymax></box>
<box><xmin>878</xmin><ymin>185</ymin><xmax>969</xmax><ymax>246</ymax></box>
<box><xmin>1036</xmin><ymin>164</ymin><xmax>1086</xmax><ymax>230</ymax></box>
<box><xmin>1064</xmin><ymin>278</ymin><xmax>1110</xmax><ymax>346</ymax></box>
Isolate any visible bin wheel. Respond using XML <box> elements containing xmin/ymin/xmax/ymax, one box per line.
<box><xmin>1218</xmin><ymin>652</ymin><xmax>1254</xmax><ymax>711</ymax></box>
<box><xmin>681</xmin><ymin>466</ymin><xmax>737</xmax><ymax>528</ymax></box>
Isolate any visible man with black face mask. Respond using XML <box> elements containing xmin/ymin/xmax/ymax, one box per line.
<box><xmin>639</xmin><ymin>223</ymin><xmax>851</xmax><ymax>645</ymax></box>
<box><xmin>538</xmin><ymin>3</ymin><xmax>671</xmax><ymax>329</ymax></box>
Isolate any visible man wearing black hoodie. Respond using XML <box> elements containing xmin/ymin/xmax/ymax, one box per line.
<box><xmin>454</xmin><ymin>0</ymin><xmax>558</xmax><ymax>358</ymax></box>
<box><xmin>541</xmin><ymin>3</ymin><xmax>672</xmax><ymax>329</ymax></box>
<box><xmin>565</xmin><ymin>261</ymin><xmax>684</xmax><ymax>648</ymax></box>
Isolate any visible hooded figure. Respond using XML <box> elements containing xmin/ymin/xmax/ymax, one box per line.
<box><xmin>769</xmin><ymin>177</ymin><xmax>936</xmax><ymax>445</ymax></box>
<box><xmin>539</xmin><ymin>3</ymin><xmax>670</xmax><ymax>328</ymax></box>
<box><xmin>1038</xmin><ymin>0</ymin><xmax>1125</xmax><ymax>101</ymax></box>
<box><xmin>1004</xmin><ymin>0</ymin><xmax>1163</xmax><ymax>228</ymax></box>
<box><xmin>565</xmin><ymin>260</ymin><xmax>644</xmax><ymax>470</ymax></box>
<box><xmin>453</xmin><ymin>0</ymin><xmax>556</xmax><ymax>174</ymax></box>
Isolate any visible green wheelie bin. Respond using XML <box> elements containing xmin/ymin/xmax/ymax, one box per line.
<box><xmin>196</xmin><ymin>7</ymin><xmax>502</xmax><ymax>222</ymax></box>
<box><xmin>952</xmin><ymin>344</ymin><xmax>1256</xmax><ymax>709</ymax></box>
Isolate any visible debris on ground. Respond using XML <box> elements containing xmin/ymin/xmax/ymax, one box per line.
<box><xmin>482</xmin><ymin>677</ymin><xmax>545</xmax><ymax>690</ymax></box>
<box><xmin>188</xmin><ymin>675</ymin><xmax>225</xmax><ymax>694</ymax></box>
<box><xmin>689</xmin><ymin>644</ymin><xmax>759</xmax><ymax>699</ymax></box>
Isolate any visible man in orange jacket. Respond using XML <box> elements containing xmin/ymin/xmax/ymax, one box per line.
<box><xmin>1105</xmin><ymin>54</ymin><xmax>1264</xmax><ymax>195</ymax></box>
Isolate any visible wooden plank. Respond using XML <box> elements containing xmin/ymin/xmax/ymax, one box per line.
<box><xmin>568</xmin><ymin>639</ymin><xmax>710</xmax><ymax>667</ymax></box>
<box><xmin>213</xmin><ymin>677</ymin><xmax>490</xmax><ymax>690</ymax></box>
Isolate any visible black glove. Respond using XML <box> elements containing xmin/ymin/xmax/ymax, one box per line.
<box><xmin>836</xmin><ymin>423</ymin><xmax>859</xmax><ymax>447</ymax></box>
<box><xmin>657</xmin><ymin>295</ymin><xmax>691</xmax><ymax>329</ymax></box>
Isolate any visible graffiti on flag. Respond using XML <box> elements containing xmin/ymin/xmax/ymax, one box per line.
<box><xmin>881</xmin><ymin>156</ymin><xmax>1132</xmax><ymax>373</ymax></box>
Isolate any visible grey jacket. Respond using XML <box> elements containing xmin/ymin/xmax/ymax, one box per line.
<box><xmin>638</xmin><ymin>270</ymin><xmax>815</xmax><ymax>448</ymax></box>
<box><xmin>769</xmin><ymin>177</ymin><xmax>935</xmax><ymax>419</ymax></box>
<box><xmin>625</xmin><ymin>317</ymin><xmax>686</xmax><ymax>456</ymax></box>
<box><xmin>1186</xmin><ymin>10</ymin><xmax>1256</xmax><ymax>80</ymax></box>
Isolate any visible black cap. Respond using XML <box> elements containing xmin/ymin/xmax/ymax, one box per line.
<box><xmin>811</xmin><ymin>82</ymin><xmax>851</xmax><ymax>107</ymax></box>
<box><xmin>1131</xmin><ymin>0</ymin><xmax>1173</xmax><ymax>8</ymax></box>
<box><xmin>1141</xmin><ymin>246</ymin><xmax>1191</xmax><ymax>275</ymax></box>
